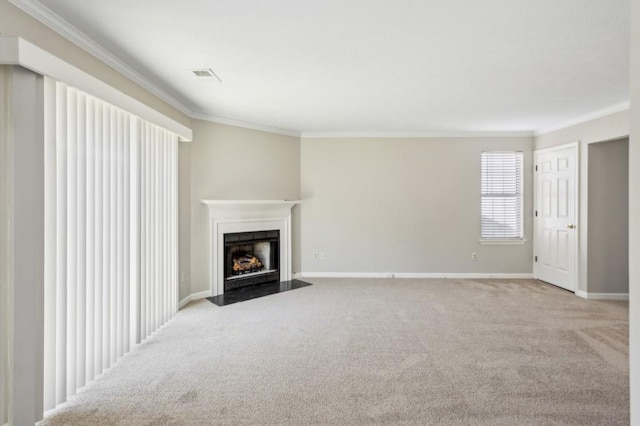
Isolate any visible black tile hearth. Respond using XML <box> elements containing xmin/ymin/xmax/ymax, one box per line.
<box><xmin>207</xmin><ymin>279</ymin><xmax>312</xmax><ymax>306</ymax></box>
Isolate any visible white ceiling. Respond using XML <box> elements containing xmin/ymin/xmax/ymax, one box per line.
<box><xmin>24</xmin><ymin>0</ymin><xmax>630</xmax><ymax>135</ymax></box>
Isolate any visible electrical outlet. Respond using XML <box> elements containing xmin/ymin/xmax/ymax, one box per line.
<box><xmin>472</xmin><ymin>252</ymin><xmax>478</xmax><ymax>261</ymax></box>
<box><xmin>320</xmin><ymin>252</ymin><xmax>326</xmax><ymax>260</ymax></box>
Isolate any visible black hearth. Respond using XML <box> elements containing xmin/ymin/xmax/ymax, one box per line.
<box><xmin>224</xmin><ymin>230</ymin><xmax>280</xmax><ymax>292</ymax></box>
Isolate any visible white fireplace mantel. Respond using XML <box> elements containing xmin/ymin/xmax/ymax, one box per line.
<box><xmin>201</xmin><ymin>200</ymin><xmax>301</xmax><ymax>296</ymax></box>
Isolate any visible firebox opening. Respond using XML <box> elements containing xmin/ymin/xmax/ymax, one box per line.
<box><xmin>224</xmin><ymin>230</ymin><xmax>280</xmax><ymax>292</ymax></box>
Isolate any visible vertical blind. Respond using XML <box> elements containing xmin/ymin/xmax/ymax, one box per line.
<box><xmin>43</xmin><ymin>80</ymin><xmax>178</xmax><ymax>410</ymax></box>
<box><xmin>481</xmin><ymin>151</ymin><xmax>524</xmax><ymax>239</ymax></box>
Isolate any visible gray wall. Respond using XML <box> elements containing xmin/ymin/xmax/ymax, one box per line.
<box><xmin>587</xmin><ymin>138</ymin><xmax>629</xmax><ymax>294</ymax></box>
<box><xmin>300</xmin><ymin>137</ymin><xmax>534</xmax><ymax>274</ymax></box>
<box><xmin>0</xmin><ymin>65</ymin><xmax>8</xmax><ymax>426</ymax></box>
<box><xmin>188</xmin><ymin>120</ymin><xmax>301</xmax><ymax>296</ymax></box>
<box><xmin>0</xmin><ymin>66</ymin><xmax>46</xmax><ymax>425</ymax></box>
<box><xmin>629</xmin><ymin>0</ymin><xmax>639</xmax><ymax>421</ymax></box>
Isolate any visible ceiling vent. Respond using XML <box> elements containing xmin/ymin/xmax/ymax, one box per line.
<box><xmin>192</xmin><ymin>68</ymin><xmax>222</xmax><ymax>82</ymax></box>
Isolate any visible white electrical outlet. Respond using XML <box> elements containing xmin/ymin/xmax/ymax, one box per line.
<box><xmin>472</xmin><ymin>252</ymin><xmax>478</xmax><ymax>261</ymax></box>
<box><xmin>320</xmin><ymin>252</ymin><xmax>326</xmax><ymax>260</ymax></box>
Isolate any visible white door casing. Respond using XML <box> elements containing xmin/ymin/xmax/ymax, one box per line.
<box><xmin>534</xmin><ymin>143</ymin><xmax>578</xmax><ymax>291</ymax></box>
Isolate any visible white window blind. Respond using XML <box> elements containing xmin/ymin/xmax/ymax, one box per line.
<box><xmin>481</xmin><ymin>151</ymin><xmax>523</xmax><ymax>240</ymax></box>
<box><xmin>43</xmin><ymin>80</ymin><xmax>178</xmax><ymax>410</ymax></box>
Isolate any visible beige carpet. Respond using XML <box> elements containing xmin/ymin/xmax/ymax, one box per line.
<box><xmin>40</xmin><ymin>278</ymin><xmax>629</xmax><ymax>425</ymax></box>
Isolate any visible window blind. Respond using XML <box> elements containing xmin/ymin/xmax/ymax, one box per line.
<box><xmin>43</xmin><ymin>80</ymin><xmax>178</xmax><ymax>410</ymax></box>
<box><xmin>481</xmin><ymin>151</ymin><xmax>523</xmax><ymax>239</ymax></box>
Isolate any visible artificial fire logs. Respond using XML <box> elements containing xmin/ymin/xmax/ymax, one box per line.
<box><xmin>232</xmin><ymin>253</ymin><xmax>263</xmax><ymax>274</ymax></box>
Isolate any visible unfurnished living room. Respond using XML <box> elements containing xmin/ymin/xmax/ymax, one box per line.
<box><xmin>0</xmin><ymin>0</ymin><xmax>639</xmax><ymax>425</ymax></box>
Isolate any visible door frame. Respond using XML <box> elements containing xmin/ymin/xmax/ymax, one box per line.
<box><xmin>533</xmin><ymin>141</ymin><xmax>580</xmax><ymax>291</ymax></box>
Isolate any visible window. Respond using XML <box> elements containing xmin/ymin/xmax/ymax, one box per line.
<box><xmin>481</xmin><ymin>151</ymin><xmax>523</xmax><ymax>241</ymax></box>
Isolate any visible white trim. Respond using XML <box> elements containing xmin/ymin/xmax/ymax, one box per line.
<box><xmin>301</xmin><ymin>131</ymin><xmax>534</xmax><ymax>139</ymax></box>
<box><xmin>202</xmin><ymin>200</ymin><xmax>300</xmax><ymax>297</ymax></box>
<box><xmin>192</xmin><ymin>114</ymin><xmax>301</xmax><ymax>138</ymax></box>
<box><xmin>533</xmin><ymin>141</ymin><xmax>580</xmax><ymax>154</ymax></box>
<box><xmin>394</xmin><ymin>273</ymin><xmax>535</xmax><ymax>279</ymax></box>
<box><xmin>479</xmin><ymin>239</ymin><xmax>528</xmax><ymax>245</ymax></box>
<box><xmin>297</xmin><ymin>272</ymin><xmax>534</xmax><ymax>279</ymax></box>
<box><xmin>0</xmin><ymin>37</ymin><xmax>193</xmax><ymax>141</ymax></box>
<box><xmin>178</xmin><ymin>290</ymin><xmax>211</xmax><ymax>309</ymax></box>
<box><xmin>7</xmin><ymin>0</ymin><xmax>194</xmax><ymax>118</ymax></box>
<box><xmin>201</xmin><ymin>200</ymin><xmax>301</xmax><ymax>206</ymax></box>
<box><xmin>533</xmin><ymin>142</ymin><xmax>580</xmax><ymax>292</ymax></box>
<box><xmin>4</xmin><ymin>0</ymin><xmax>631</xmax><ymax>141</ymax></box>
<box><xmin>2</xmin><ymin>6</ymin><xmax>317</xmax><ymax>144</ymax></box>
<box><xmin>301</xmin><ymin>272</ymin><xmax>394</xmax><ymax>279</ymax></box>
<box><xmin>575</xmin><ymin>291</ymin><xmax>629</xmax><ymax>301</ymax></box>
<box><xmin>178</xmin><ymin>295</ymin><xmax>190</xmax><ymax>309</ymax></box>
<box><xmin>534</xmin><ymin>103</ymin><xmax>630</xmax><ymax>136</ymax></box>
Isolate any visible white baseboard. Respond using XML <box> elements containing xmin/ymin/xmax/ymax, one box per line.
<box><xmin>394</xmin><ymin>273</ymin><xmax>534</xmax><ymax>279</ymax></box>
<box><xmin>179</xmin><ymin>290</ymin><xmax>212</xmax><ymax>309</ymax></box>
<box><xmin>575</xmin><ymin>291</ymin><xmax>629</xmax><ymax>301</ymax></box>
<box><xmin>179</xmin><ymin>274</ymin><xmax>536</xmax><ymax>308</ymax></box>
<box><xmin>300</xmin><ymin>272</ymin><xmax>393</xmax><ymax>279</ymax></box>
<box><xmin>296</xmin><ymin>272</ymin><xmax>534</xmax><ymax>279</ymax></box>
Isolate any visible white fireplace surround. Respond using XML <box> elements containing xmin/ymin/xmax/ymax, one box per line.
<box><xmin>201</xmin><ymin>200</ymin><xmax>301</xmax><ymax>297</ymax></box>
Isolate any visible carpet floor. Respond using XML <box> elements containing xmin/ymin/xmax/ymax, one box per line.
<box><xmin>40</xmin><ymin>278</ymin><xmax>629</xmax><ymax>425</ymax></box>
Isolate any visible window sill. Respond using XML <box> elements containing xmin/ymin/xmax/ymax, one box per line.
<box><xmin>479</xmin><ymin>239</ymin><xmax>528</xmax><ymax>246</ymax></box>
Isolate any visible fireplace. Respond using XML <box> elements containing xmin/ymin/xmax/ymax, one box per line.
<box><xmin>201</xmin><ymin>200</ymin><xmax>300</xmax><ymax>297</ymax></box>
<box><xmin>224</xmin><ymin>230</ymin><xmax>280</xmax><ymax>292</ymax></box>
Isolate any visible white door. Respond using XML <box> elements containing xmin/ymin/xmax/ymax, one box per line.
<box><xmin>534</xmin><ymin>145</ymin><xmax>577</xmax><ymax>291</ymax></box>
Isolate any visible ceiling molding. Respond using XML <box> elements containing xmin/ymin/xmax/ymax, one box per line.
<box><xmin>191</xmin><ymin>113</ymin><xmax>301</xmax><ymax>138</ymax></box>
<box><xmin>0</xmin><ymin>36</ymin><xmax>192</xmax><ymax>140</ymax></box>
<box><xmin>301</xmin><ymin>131</ymin><xmax>535</xmax><ymax>139</ymax></box>
<box><xmin>8</xmin><ymin>0</ymin><xmax>195</xmax><ymax>117</ymax></box>
<box><xmin>7</xmin><ymin>0</ymin><xmax>629</xmax><ymax>141</ymax></box>
<box><xmin>534</xmin><ymin>102</ymin><xmax>630</xmax><ymax>137</ymax></box>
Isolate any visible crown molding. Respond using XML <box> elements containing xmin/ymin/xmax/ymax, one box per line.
<box><xmin>0</xmin><ymin>37</ymin><xmax>192</xmax><ymax>140</ymax></box>
<box><xmin>8</xmin><ymin>0</ymin><xmax>630</xmax><ymax>142</ymax></box>
<box><xmin>189</xmin><ymin>117</ymin><xmax>535</xmax><ymax>139</ymax></box>
<box><xmin>534</xmin><ymin>102</ymin><xmax>630</xmax><ymax>137</ymax></box>
<box><xmin>191</xmin><ymin>113</ymin><xmax>301</xmax><ymax>138</ymax></box>
<box><xmin>8</xmin><ymin>0</ymin><xmax>195</xmax><ymax>117</ymax></box>
<box><xmin>301</xmin><ymin>130</ymin><xmax>534</xmax><ymax>139</ymax></box>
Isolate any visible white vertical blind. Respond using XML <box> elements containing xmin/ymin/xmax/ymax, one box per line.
<box><xmin>481</xmin><ymin>151</ymin><xmax>524</xmax><ymax>239</ymax></box>
<box><xmin>138</xmin><ymin>121</ymin><xmax>178</xmax><ymax>342</ymax></box>
<box><xmin>43</xmin><ymin>80</ymin><xmax>179</xmax><ymax>410</ymax></box>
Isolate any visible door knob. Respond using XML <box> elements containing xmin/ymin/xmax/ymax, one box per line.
<box><xmin>567</xmin><ymin>224</ymin><xmax>575</xmax><ymax>229</ymax></box>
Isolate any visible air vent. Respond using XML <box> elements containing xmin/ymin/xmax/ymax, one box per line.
<box><xmin>192</xmin><ymin>68</ymin><xmax>222</xmax><ymax>82</ymax></box>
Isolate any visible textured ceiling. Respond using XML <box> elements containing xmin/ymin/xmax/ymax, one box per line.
<box><xmin>33</xmin><ymin>0</ymin><xmax>629</xmax><ymax>135</ymax></box>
